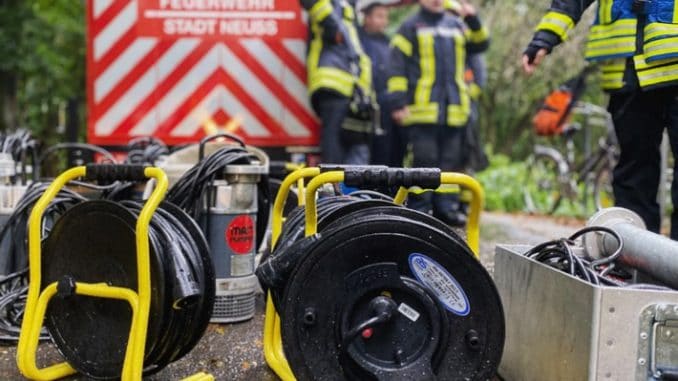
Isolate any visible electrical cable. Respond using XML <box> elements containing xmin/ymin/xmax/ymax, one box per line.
<box><xmin>348</xmin><ymin>189</ymin><xmax>394</xmax><ymax>201</ymax></box>
<box><xmin>523</xmin><ymin>226</ymin><xmax>673</xmax><ymax>290</ymax></box>
<box><xmin>116</xmin><ymin>200</ymin><xmax>214</xmax><ymax>373</ymax></box>
<box><xmin>39</xmin><ymin>143</ymin><xmax>117</xmax><ymax>175</ymax></box>
<box><xmin>166</xmin><ymin>146</ymin><xmax>271</xmax><ymax>250</ymax></box>
<box><xmin>0</xmin><ymin>182</ymin><xmax>86</xmax><ymax>343</ymax></box>
<box><xmin>126</xmin><ymin>137</ymin><xmax>169</xmax><ymax>166</ymax></box>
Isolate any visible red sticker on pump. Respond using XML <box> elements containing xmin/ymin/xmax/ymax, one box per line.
<box><xmin>226</xmin><ymin>215</ymin><xmax>255</xmax><ymax>254</ymax></box>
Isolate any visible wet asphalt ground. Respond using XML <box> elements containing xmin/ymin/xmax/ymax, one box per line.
<box><xmin>0</xmin><ymin>212</ymin><xmax>582</xmax><ymax>380</ymax></box>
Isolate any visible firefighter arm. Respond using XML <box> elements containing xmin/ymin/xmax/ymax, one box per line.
<box><xmin>304</xmin><ymin>0</ymin><xmax>344</xmax><ymax>44</ymax></box>
<box><xmin>535</xmin><ymin>0</ymin><xmax>596</xmax><ymax>42</ymax></box>
<box><xmin>523</xmin><ymin>0</ymin><xmax>595</xmax><ymax>73</ymax></box>
<box><xmin>468</xmin><ymin>53</ymin><xmax>487</xmax><ymax>89</ymax></box>
<box><xmin>464</xmin><ymin>15</ymin><xmax>489</xmax><ymax>54</ymax></box>
<box><xmin>387</xmin><ymin>29</ymin><xmax>412</xmax><ymax>125</ymax></box>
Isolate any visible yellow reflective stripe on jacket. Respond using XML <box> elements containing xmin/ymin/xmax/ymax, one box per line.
<box><xmin>307</xmin><ymin>23</ymin><xmax>324</xmax><ymax>94</ymax></box>
<box><xmin>588</xmin><ymin>19</ymin><xmax>637</xmax><ymax>41</ymax></box>
<box><xmin>465</xmin><ymin>26</ymin><xmax>489</xmax><ymax>44</ymax></box>
<box><xmin>601</xmin><ymin>59</ymin><xmax>626</xmax><ymax>73</ymax></box>
<box><xmin>358</xmin><ymin>53</ymin><xmax>373</xmax><ymax>94</ymax></box>
<box><xmin>448</xmin><ymin>32</ymin><xmax>470</xmax><ymax>127</ymax></box>
<box><xmin>309</xmin><ymin>0</ymin><xmax>332</xmax><ymax>22</ymax></box>
<box><xmin>343</xmin><ymin>3</ymin><xmax>355</xmax><ymax>20</ymax></box>
<box><xmin>634</xmin><ymin>54</ymin><xmax>678</xmax><ymax>87</ymax></box>
<box><xmin>536</xmin><ymin>11</ymin><xmax>575</xmax><ymax>41</ymax></box>
<box><xmin>391</xmin><ymin>34</ymin><xmax>413</xmax><ymax>57</ymax></box>
<box><xmin>585</xmin><ymin>36</ymin><xmax>636</xmax><ymax>59</ymax></box>
<box><xmin>402</xmin><ymin>104</ymin><xmax>439</xmax><ymax>126</ymax></box>
<box><xmin>309</xmin><ymin>67</ymin><xmax>355</xmax><ymax>97</ymax></box>
<box><xmin>599</xmin><ymin>0</ymin><xmax>614</xmax><ymax>25</ymax></box>
<box><xmin>344</xmin><ymin>16</ymin><xmax>373</xmax><ymax>95</ymax></box>
<box><xmin>468</xmin><ymin>83</ymin><xmax>482</xmax><ymax>100</ymax></box>
<box><xmin>645</xmin><ymin>22</ymin><xmax>678</xmax><ymax>42</ymax></box>
<box><xmin>636</xmin><ymin>61</ymin><xmax>678</xmax><ymax>87</ymax></box>
<box><xmin>307</xmin><ymin>23</ymin><xmax>352</xmax><ymax>96</ymax></box>
<box><xmin>601</xmin><ymin>70</ymin><xmax>625</xmax><ymax>90</ymax></box>
<box><xmin>585</xmin><ymin>19</ymin><xmax>637</xmax><ymax>61</ymax></box>
<box><xmin>600</xmin><ymin>59</ymin><xmax>626</xmax><ymax>90</ymax></box>
<box><xmin>634</xmin><ymin>55</ymin><xmax>678</xmax><ymax>70</ymax></box>
<box><xmin>644</xmin><ymin>36</ymin><xmax>678</xmax><ymax>61</ymax></box>
<box><xmin>601</xmin><ymin>72</ymin><xmax>625</xmax><ymax>89</ymax></box>
<box><xmin>415</xmin><ymin>32</ymin><xmax>435</xmax><ymax>106</ymax></box>
<box><xmin>444</xmin><ymin>0</ymin><xmax>461</xmax><ymax>13</ymax></box>
<box><xmin>387</xmin><ymin>76</ymin><xmax>408</xmax><ymax>93</ymax></box>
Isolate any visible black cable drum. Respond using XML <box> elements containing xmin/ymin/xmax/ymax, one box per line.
<box><xmin>257</xmin><ymin>196</ymin><xmax>505</xmax><ymax>381</ymax></box>
<box><xmin>41</xmin><ymin>200</ymin><xmax>214</xmax><ymax>379</ymax></box>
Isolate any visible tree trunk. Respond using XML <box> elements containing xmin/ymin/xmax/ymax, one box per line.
<box><xmin>0</xmin><ymin>71</ymin><xmax>18</xmax><ymax>131</ymax></box>
<box><xmin>65</xmin><ymin>97</ymin><xmax>82</xmax><ymax>166</ymax></box>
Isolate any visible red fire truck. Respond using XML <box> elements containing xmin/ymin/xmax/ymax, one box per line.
<box><xmin>86</xmin><ymin>0</ymin><xmax>320</xmax><ymax>158</ymax></box>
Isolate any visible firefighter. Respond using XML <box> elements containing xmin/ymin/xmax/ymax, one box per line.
<box><xmin>447</xmin><ymin>0</ymin><xmax>489</xmax><ymax>172</ymax></box>
<box><xmin>300</xmin><ymin>0</ymin><xmax>374</xmax><ymax>165</ymax></box>
<box><xmin>387</xmin><ymin>0</ymin><xmax>489</xmax><ymax>226</ymax></box>
<box><xmin>359</xmin><ymin>1</ymin><xmax>407</xmax><ymax>167</ymax></box>
<box><xmin>524</xmin><ymin>0</ymin><xmax>678</xmax><ymax>238</ymax></box>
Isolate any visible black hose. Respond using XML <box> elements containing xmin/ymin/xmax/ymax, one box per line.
<box><xmin>523</xmin><ymin>226</ymin><xmax>673</xmax><ymax>290</ymax></box>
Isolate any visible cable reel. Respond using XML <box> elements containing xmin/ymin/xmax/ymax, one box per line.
<box><xmin>258</xmin><ymin>167</ymin><xmax>505</xmax><ymax>381</ymax></box>
<box><xmin>17</xmin><ymin>164</ymin><xmax>215</xmax><ymax>381</ymax></box>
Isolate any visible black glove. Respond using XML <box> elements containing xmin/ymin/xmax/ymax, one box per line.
<box><xmin>524</xmin><ymin>30</ymin><xmax>561</xmax><ymax>64</ymax></box>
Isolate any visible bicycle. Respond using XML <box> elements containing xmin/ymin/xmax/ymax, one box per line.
<box><xmin>523</xmin><ymin>101</ymin><xmax>618</xmax><ymax>215</ymax></box>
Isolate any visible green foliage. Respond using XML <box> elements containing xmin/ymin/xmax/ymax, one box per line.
<box><xmin>476</xmin><ymin>153</ymin><xmax>528</xmax><ymax>212</ymax></box>
<box><xmin>0</xmin><ymin>0</ymin><xmax>85</xmax><ymax>142</ymax></box>
<box><xmin>477</xmin><ymin>152</ymin><xmax>605</xmax><ymax>217</ymax></box>
<box><xmin>478</xmin><ymin>0</ymin><xmax>606</xmax><ymax>159</ymax></box>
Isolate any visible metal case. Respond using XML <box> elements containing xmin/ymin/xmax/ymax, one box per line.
<box><xmin>495</xmin><ymin>245</ymin><xmax>678</xmax><ymax>381</ymax></box>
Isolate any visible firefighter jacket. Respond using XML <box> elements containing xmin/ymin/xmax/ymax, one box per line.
<box><xmin>387</xmin><ymin>8</ymin><xmax>489</xmax><ymax>127</ymax></box>
<box><xmin>360</xmin><ymin>28</ymin><xmax>390</xmax><ymax>105</ymax></box>
<box><xmin>534</xmin><ymin>0</ymin><xmax>678</xmax><ymax>91</ymax></box>
<box><xmin>301</xmin><ymin>0</ymin><xmax>372</xmax><ymax>99</ymax></box>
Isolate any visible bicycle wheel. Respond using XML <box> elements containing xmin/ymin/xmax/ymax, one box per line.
<box><xmin>524</xmin><ymin>154</ymin><xmax>563</xmax><ymax>214</ymax></box>
<box><xmin>593</xmin><ymin>164</ymin><xmax>615</xmax><ymax>211</ymax></box>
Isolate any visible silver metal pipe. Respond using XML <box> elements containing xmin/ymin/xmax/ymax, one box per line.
<box><xmin>585</xmin><ymin>207</ymin><xmax>678</xmax><ymax>289</ymax></box>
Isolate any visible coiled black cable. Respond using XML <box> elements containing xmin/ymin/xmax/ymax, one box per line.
<box><xmin>38</xmin><ymin>197</ymin><xmax>214</xmax><ymax>379</ymax></box>
<box><xmin>126</xmin><ymin>137</ymin><xmax>169</xmax><ymax>166</ymax></box>
<box><xmin>0</xmin><ymin>269</ymin><xmax>48</xmax><ymax>343</ymax></box>
<box><xmin>166</xmin><ymin>146</ymin><xmax>271</xmax><ymax>250</ymax></box>
<box><xmin>119</xmin><ymin>200</ymin><xmax>214</xmax><ymax>373</ymax></box>
<box><xmin>524</xmin><ymin>226</ymin><xmax>673</xmax><ymax>290</ymax></box>
<box><xmin>0</xmin><ymin>182</ymin><xmax>86</xmax><ymax>343</ymax></box>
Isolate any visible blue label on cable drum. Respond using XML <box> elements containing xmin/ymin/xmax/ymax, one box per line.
<box><xmin>408</xmin><ymin>253</ymin><xmax>470</xmax><ymax>316</ymax></box>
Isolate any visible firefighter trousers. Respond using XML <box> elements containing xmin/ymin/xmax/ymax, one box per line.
<box><xmin>312</xmin><ymin>90</ymin><xmax>370</xmax><ymax>165</ymax></box>
<box><xmin>609</xmin><ymin>87</ymin><xmax>678</xmax><ymax>238</ymax></box>
<box><xmin>407</xmin><ymin>124</ymin><xmax>466</xmax><ymax>215</ymax></box>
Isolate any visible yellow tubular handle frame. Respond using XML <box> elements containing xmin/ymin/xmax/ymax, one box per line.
<box><xmin>394</xmin><ymin>172</ymin><xmax>484</xmax><ymax>256</ymax></box>
<box><xmin>17</xmin><ymin>166</ymin><xmax>168</xmax><ymax>381</ymax></box>
<box><xmin>265</xmin><ymin>167</ymin><xmax>321</xmax><ymax>381</ymax></box>
<box><xmin>264</xmin><ymin>168</ymin><xmax>484</xmax><ymax>381</ymax></box>
<box><xmin>304</xmin><ymin>172</ymin><xmax>483</xmax><ymax>256</ymax></box>
<box><xmin>283</xmin><ymin>163</ymin><xmax>307</xmax><ymax>206</ymax></box>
